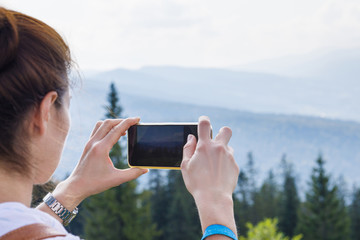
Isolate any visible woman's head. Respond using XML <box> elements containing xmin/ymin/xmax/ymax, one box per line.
<box><xmin>0</xmin><ymin>7</ymin><xmax>72</xmax><ymax>182</ymax></box>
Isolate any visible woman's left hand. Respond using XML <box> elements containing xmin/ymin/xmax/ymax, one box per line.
<box><xmin>51</xmin><ymin>117</ymin><xmax>148</xmax><ymax>210</ymax></box>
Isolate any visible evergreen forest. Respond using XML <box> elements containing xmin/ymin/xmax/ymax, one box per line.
<box><xmin>32</xmin><ymin>82</ymin><xmax>360</xmax><ymax>240</ymax></box>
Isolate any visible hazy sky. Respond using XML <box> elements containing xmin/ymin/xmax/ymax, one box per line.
<box><xmin>2</xmin><ymin>0</ymin><xmax>360</xmax><ymax>70</ymax></box>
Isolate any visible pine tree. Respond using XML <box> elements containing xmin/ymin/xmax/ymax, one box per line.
<box><xmin>245</xmin><ymin>153</ymin><xmax>261</xmax><ymax>224</ymax></box>
<box><xmin>82</xmin><ymin>82</ymin><xmax>159</xmax><ymax>240</ymax></box>
<box><xmin>234</xmin><ymin>169</ymin><xmax>251</xmax><ymax>236</ymax></box>
<box><xmin>245</xmin><ymin>152</ymin><xmax>257</xmax><ymax>195</ymax></box>
<box><xmin>165</xmin><ymin>170</ymin><xmax>201</xmax><ymax>240</ymax></box>
<box><xmin>234</xmin><ymin>152</ymin><xmax>260</xmax><ymax>236</ymax></box>
<box><xmin>149</xmin><ymin>169</ymin><xmax>170</xmax><ymax>240</ymax></box>
<box><xmin>350</xmin><ymin>187</ymin><xmax>360</xmax><ymax>240</ymax></box>
<box><xmin>296</xmin><ymin>156</ymin><xmax>350</xmax><ymax>240</ymax></box>
<box><xmin>105</xmin><ymin>82</ymin><xmax>123</xmax><ymax>119</ymax></box>
<box><xmin>257</xmin><ymin>170</ymin><xmax>280</xmax><ymax>219</ymax></box>
<box><xmin>278</xmin><ymin>156</ymin><xmax>299</xmax><ymax>237</ymax></box>
<box><xmin>105</xmin><ymin>82</ymin><xmax>123</xmax><ymax>165</ymax></box>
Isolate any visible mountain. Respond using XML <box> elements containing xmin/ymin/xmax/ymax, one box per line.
<box><xmin>233</xmin><ymin>48</ymin><xmax>360</xmax><ymax>81</ymax></box>
<box><xmin>82</xmin><ymin>58</ymin><xmax>359</xmax><ymax>123</ymax></box>
<box><xmin>56</xmin><ymin>48</ymin><xmax>359</xmax><ymax>187</ymax></box>
<box><xmin>56</xmin><ymin>81</ymin><xmax>360</xmax><ymax>188</ymax></box>
<box><xmin>231</xmin><ymin>48</ymin><xmax>360</xmax><ymax>122</ymax></box>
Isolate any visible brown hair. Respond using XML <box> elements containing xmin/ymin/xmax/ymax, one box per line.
<box><xmin>0</xmin><ymin>7</ymin><xmax>72</xmax><ymax>175</ymax></box>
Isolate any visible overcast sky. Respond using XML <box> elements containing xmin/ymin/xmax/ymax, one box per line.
<box><xmin>2</xmin><ymin>0</ymin><xmax>360</xmax><ymax>71</ymax></box>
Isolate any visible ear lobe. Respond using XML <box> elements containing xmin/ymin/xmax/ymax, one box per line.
<box><xmin>32</xmin><ymin>91</ymin><xmax>58</xmax><ymax>136</ymax></box>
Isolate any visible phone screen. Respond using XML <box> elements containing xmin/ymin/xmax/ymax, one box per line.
<box><xmin>127</xmin><ymin>124</ymin><xmax>198</xmax><ymax>169</ymax></box>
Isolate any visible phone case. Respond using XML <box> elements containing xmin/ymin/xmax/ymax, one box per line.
<box><xmin>127</xmin><ymin>122</ymin><xmax>199</xmax><ymax>170</ymax></box>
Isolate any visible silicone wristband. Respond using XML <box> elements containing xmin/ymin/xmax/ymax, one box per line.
<box><xmin>201</xmin><ymin>224</ymin><xmax>238</xmax><ymax>240</ymax></box>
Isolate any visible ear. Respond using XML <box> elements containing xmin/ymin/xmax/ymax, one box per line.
<box><xmin>31</xmin><ymin>91</ymin><xmax>58</xmax><ymax>136</ymax></box>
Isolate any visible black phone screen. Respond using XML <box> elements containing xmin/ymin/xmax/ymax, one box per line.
<box><xmin>127</xmin><ymin>124</ymin><xmax>198</xmax><ymax>168</ymax></box>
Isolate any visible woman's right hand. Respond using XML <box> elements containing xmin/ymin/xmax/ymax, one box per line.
<box><xmin>52</xmin><ymin>118</ymin><xmax>148</xmax><ymax>210</ymax></box>
<box><xmin>181</xmin><ymin>116</ymin><xmax>239</xmax><ymax>237</ymax></box>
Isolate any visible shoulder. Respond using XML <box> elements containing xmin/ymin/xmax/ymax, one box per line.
<box><xmin>0</xmin><ymin>202</ymin><xmax>80</xmax><ymax>239</ymax></box>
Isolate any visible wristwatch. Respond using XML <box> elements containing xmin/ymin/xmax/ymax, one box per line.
<box><xmin>43</xmin><ymin>192</ymin><xmax>78</xmax><ymax>226</ymax></box>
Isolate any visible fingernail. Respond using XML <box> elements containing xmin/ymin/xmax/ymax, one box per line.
<box><xmin>199</xmin><ymin>116</ymin><xmax>210</xmax><ymax>121</ymax></box>
<box><xmin>187</xmin><ymin>134</ymin><xmax>193</xmax><ymax>141</ymax></box>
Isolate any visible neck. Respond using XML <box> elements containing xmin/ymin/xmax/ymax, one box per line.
<box><xmin>0</xmin><ymin>166</ymin><xmax>33</xmax><ymax>207</ymax></box>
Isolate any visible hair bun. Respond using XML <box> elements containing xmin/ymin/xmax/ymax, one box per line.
<box><xmin>0</xmin><ymin>7</ymin><xmax>19</xmax><ymax>71</ymax></box>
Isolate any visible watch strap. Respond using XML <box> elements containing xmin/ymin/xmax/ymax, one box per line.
<box><xmin>43</xmin><ymin>192</ymin><xmax>78</xmax><ymax>226</ymax></box>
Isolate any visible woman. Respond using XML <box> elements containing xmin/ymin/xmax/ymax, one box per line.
<box><xmin>0</xmin><ymin>7</ymin><xmax>239</xmax><ymax>240</ymax></box>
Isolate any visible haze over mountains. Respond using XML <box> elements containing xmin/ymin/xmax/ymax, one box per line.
<box><xmin>83</xmin><ymin>48</ymin><xmax>359</xmax><ymax>123</ymax></box>
<box><xmin>57</xmin><ymin>48</ymin><xmax>360</xmax><ymax>188</ymax></box>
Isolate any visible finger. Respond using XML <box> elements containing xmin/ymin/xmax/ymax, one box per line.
<box><xmin>103</xmin><ymin>117</ymin><xmax>140</xmax><ymax>147</ymax></box>
<box><xmin>214</xmin><ymin>126</ymin><xmax>232</xmax><ymax>145</ymax></box>
<box><xmin>90</xmin><ymin>121</ymin><xmax>103</xmax><ymax>138</ymax></box>
<box><xmin>198</xmin><ymin>116</ymin><xmax>212</xmax><ymax>142</ymax></box>
<box><xmin>92</xmin><ymin>119</ymin><xmax>123</xmax><ymax>141</ymax></box>
<box><xmin>111</xmin><ymin>168</ymin><xmax>148</xmax><ymax>186</ymax></box>
<box><xmin>182</xmin><ymin>134</ymin><xmax>197</xmax><ymax>163</ymax></box>
<box><xmin>228</xmin><ymin>146</ymin><xmax>234</xmax><ymax>155</ymax></box>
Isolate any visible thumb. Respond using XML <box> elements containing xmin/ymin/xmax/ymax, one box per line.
<box><xmin>112</xmin><ymin>168</ymin><xmax>148</xmax><ymax>185</ymax></box>
<box><xmin>183</xmin><ymin>134</ymin><xmax>197</xmax><ymax>162</ymax></box>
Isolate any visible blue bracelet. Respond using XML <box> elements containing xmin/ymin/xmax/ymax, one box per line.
<box><xmin>201</xmin><ymin>224</ymin><xmax>238</xmax><ymax>240</ymax></box>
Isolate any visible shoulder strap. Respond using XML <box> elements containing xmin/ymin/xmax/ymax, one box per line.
<box><xmin>0</xmin><ymin>223</ymin><xmax>66</xmax><ymax>240</ymax></box>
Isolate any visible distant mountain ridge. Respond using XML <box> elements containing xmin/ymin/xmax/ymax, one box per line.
<box><xmin>58</xmin><ymin>84</ymin><xmax>360</xmax><ymax>188</ymax></box>
<box><xmin>233</xmin><ymin>48</ymin><xmax>360</xmax><ymax>81</ymax></box>
<box><xmin>85</xmin><ymin>53</ymin><xmax>359</xmax><ymax>123</ymax></box>
<box><xmin>58</xmin><ymin>49</ymin><xmax>359</xmax><ymax>187</ymax></box>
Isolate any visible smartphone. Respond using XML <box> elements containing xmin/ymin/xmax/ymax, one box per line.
<box><xmin>127</xmin><ymin>123</ymin><xmax>209</xmax><ymax>170</ymax></box>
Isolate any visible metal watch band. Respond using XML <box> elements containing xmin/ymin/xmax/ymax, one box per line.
<box><xmin>43</xmin><ymin>192</ymin><xmax>78</xmax><ymax>226</ymax></box>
